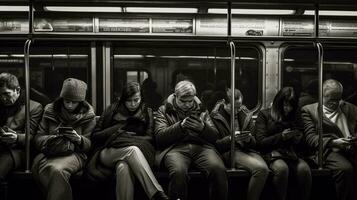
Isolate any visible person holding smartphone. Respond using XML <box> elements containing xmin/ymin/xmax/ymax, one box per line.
<box><xmin>302</xmin><ymin>79</ymin><xmax>357</xmax><ymax>200</ymax></box>
<box><xmin>255</xmin><ymin>87</ymin><xmax>311</xmax><ymax>200</ymax></box>
<box><xmin>88</xmin><ymin>82</ymin><xmax>169</xmax><ymax>200</ymax></box>
<box><xmin>32</xmin><ymin>78</ymin><xmax>96</xmax><ymax>200</ymax></box>
<box><xmin>0</xmin><ymin>73</ymin><xmax>43</xmax><ymax>197</ymax></box>
<box><xmin>211</xmin><ymin>88</ymin><xmax>269</xmax><ymax>200</ymax></box>
<box><xmin>155</xmin><ymin>80</ymin><xmax>228</xmax><ymax>200</ymax></box>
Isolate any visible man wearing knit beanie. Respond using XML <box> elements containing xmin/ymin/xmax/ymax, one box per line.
<box><xmin>60</xmin><ymin>78</ymin><xmax>87</xmax><ymax>102</ymax></box>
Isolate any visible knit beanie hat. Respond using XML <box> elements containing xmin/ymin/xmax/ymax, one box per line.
<box><xmin>60</xmin><ymin>78</ymin><xmax>87</xmax><ymax>102</ymax></box>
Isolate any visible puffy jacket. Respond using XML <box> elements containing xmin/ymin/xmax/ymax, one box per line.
<box><xmin>34</xmin><ymin>99</ymin><xmax>96</xmax><ymax>159</ymax></box>
<box><xmin>210</xmin><ymin>100</ymin><xmax>255</xmax><ymax>153</ymax></box>
<box><xmin>154</xmin><ymin>94</ymin><xmax>219</xmax><ymax>166</ymax></box>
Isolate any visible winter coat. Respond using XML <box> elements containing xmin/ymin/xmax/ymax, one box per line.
<box><xmin>301</xmin><ymin>101</ymin><xmax>357</xmax><ymax>163</ymax></box>
<box><xmin>254</xmin><ymin>108</ymin><xmax>304</xmax><ymax>162</ymax></box>
<box><xmin>34</xmin><ymin>99</ymin><xmax>96</xmax><ymax>160</ymax></box>
<box><xmin>87</xmin><ymin>101</ymin><xmax>154</xmax><ymax>180</ymax></box>
<box><xmin>210</xmin><ymin>101</ymin><xmax>255</xmax><ymax>154</ymax></box>
<box><xmin>154</xmin><ymin>94</ymin><xmax>219</xmax><ymax>166</ymax></box>
<box><xmin>0</xmin><ymin>92</ymin><xmax>43</xmax><ymax>168</ymax></box>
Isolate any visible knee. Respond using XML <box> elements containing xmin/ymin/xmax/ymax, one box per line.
<box><xmin>42</xmin><ymin>164</ymin><xmax>66</xmax><ymax>177</ymax></box>
<box><xmin>252</xmin><ymin>163</ymin><xmax>270</xmax><ymax>178</ymax></box>
<box><xmin>115</xmin><ymin>162</ymin><xmax>130</xmax><ymax>175</ymax></box>
<box><xmin>127</xmin><ymin>146</ymin><xmax>142</xmax><ymax>156</ymax></box>
<box><xmin>169</xmin><ymin>165</ymin><xmax>188</xmax><ymax>179</ymax></box>
<box><xmin>271</xmin><ymin>160</ymin><xmax>289</xmax><ymax>177</ymax></box>
<box><xmin>337</xmin><ymin>163</ymin><xmax>355</xmax><ymax>177</ymax></box>
<box><xmin>297</xmin><ymin>162</ymin><xmax>312</xmax><ymax>178</ymax></box>
<box><xmin>206</xmin><ymin>162</ymin><xmax>227</xmax><ymax>181</ymax></box>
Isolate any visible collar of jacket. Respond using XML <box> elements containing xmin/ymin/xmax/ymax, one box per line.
<box><xmin>211</xmin><ymin>100</ymin><xmax>253</xmax><ymax>131</ymax></box>
<box><xmin>164</xmin><ymin>93</ymin><xmax>204</xmax><ymax>114</ymax></box>
<box><xmin>43</xmin><ymin>100</ymin><xmax>95</xmax><ymax>125</ymax></box>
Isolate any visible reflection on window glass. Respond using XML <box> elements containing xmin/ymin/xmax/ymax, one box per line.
<box><xmin>0</xmin><ymin>42</ymin><xmax>91</xmax><ymax>106</ymax></box>
<box><xmin>282</xmin><ymin>45</ymin><xmax>357</xmax><ymax>107</ymax></box>
<box><xmin>113</xmin><ymin>45</ymin><xmax>261</xmax><ymax>111</ymax></box>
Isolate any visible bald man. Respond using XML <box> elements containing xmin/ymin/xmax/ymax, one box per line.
<box><xmin>155</xmin><ymin>80</ymin><xmax>228</xmax><ymax>200</ymax></box>
<box><xmin>302</xmin><ymin>79</ymin><xmax>357</xmax><ymax>200</ymax></box>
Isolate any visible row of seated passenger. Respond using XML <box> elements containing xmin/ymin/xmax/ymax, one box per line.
<box><xmin>0</xmin><ymin>72</ymin><xmax>356</xmax><ymax>200</ymax></box>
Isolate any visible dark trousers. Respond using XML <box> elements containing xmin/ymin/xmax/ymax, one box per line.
<box><xmin>164</xmin><ymin>143</ymin><xmax>228</xmax><ymax>200</ymax></box>
<box><xmin>324</xmin><ymin>151</ymin><xmax>357</xmax><ymax>200</ymax></box>
<box><xmin>32</xmin><ymin>153</ymin><xmax>84</xmax><ymax>200</ymax></box>
<box><xmin>0</xmin><ymin>150</ymin><xmax>13</xmax><ymax>200</ymax></box>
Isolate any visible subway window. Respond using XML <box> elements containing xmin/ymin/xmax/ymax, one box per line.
<box><xmin>282</xmin><ymin>45</ymin><xmax>357</xmax><ymax>107</ymax></box>
<box><xmin>0</xmin><ymin>41</ymin><xmax>92</xmax><ymax>106</ymax></box>
<box><xmin>113</xmin><ymin>43</ymin><xmax>261</xmax><ymax>111</ymax></box>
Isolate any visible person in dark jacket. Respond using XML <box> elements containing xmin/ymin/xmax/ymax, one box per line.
<box><xmin>155</xmin><ymin>80</ymin><xmax>228</xmax><ymax>200</ymax></box>
<box><xmin>302</xmin><ymin>79</ymin><xmax>357</xmax><ymax>200</ymax></box>
<box><xmin>0</xmin><ymin>72</ymin><xmax>43</xmax><ymax>194</ymax></box>
<box><xmin>211</xmin><ymin>88</ymin><xmax>269</xmax><ymax>200</ymax></box>
<box><xmin>32</xmin><ymin>78</ymin><xmax>96</xmax><ymax>200</ymax></box>
<box><xmin>255</xmin><ymin>87</ymin><xmax>311</xmax><ymax>200</ymax></box>
<box><xmin>88</xmin><ymin>82</ymin><xmax>168</xmax><ymax>200</ymax></box>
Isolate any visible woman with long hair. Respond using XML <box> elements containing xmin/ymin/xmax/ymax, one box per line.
<box><xmin>88</xmin><ymin>82</ymin><xmax>168</xmax><ymax>200</ymax></box>
<box><xmin>254</xmin><ymin>87</ymin><xmax>312</xmax><ymax>200</ymax></box>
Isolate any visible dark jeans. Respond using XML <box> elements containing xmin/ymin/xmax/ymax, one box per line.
<box><xmin>324</xmin><ymin>151</ymin><xmax>357</xmax><ymax>200</ymax></box>
<box><xmin>0</xmin><ymin>150</ymin><xmax>14</xmax><ymax>181</ymax></box>
<box><xmin>0</xmin><ymin>150</ymin><xmax>13</xmax><ymax>200</ymax></box>
<box><xmin>269</xmin><ymin>158</ymin><xmax>311</xmax><ymax>200</ymax></box>
<box><xmin>164</xmin><ymin>143</ymin><xmax>228</xmax><ymax>200</ymax></box>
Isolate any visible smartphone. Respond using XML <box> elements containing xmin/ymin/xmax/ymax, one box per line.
<box><xmin>235</xmin><ymin>130</ymin><xmax>251</xmax><ymax>135</ymax></box>
<box><xmin>58</xmin><ymin>127</ymin><xmax>73</xmax><ymax>133</ymax></box>
<box><xmin>189</xmin><ymin>113</ymin><xmax>201</xmax><ymax>121</ymax></box>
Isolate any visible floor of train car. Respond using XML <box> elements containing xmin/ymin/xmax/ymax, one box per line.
<box><xmin>6</xmin><ymin>172</ymin><xmax>337</xmax><ymax>200</ymax></box>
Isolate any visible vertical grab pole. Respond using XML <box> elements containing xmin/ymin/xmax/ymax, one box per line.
<box><xmin>227</xmin><ymin>1</ymin><xmax>236</xmax><ymax>169</ymax></box>
<box><xmin>314</xmin><ymin>4</ymin><xmax>324</xmax><ymax>169</ymax></box>
<box><xmin>24</xmin><ymin>0</ymin><xmax>34</xmax><ymax>173</ymax></box>
<box><xmin>24</xmin><ymin>39</ymin><xmax>32</xmax><ymax>172</ymax></box>
<box><xmin>229</xmin><ymin>41</ymin><xmax>236</xmax><ymax>169</ymax></box>
<box><xmin>316</xmin><ymin>42</ymin><xmax>324</xmax><ymax>169</ymax></box>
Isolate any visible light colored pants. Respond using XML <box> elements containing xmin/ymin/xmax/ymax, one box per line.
<box><xmin>233</xmin><ymin>151</ymin><xmax>269</xmax><ymax>200</ymax></box>
<box><xmin>32</xmin><ymin>153</ymin><xmax>84</xmax><ymax>200</ymax></box>
<box><xmin>270</xmin><ymin>158</ymin><xmax>311</xmax><ymax>200</ymax></box>
<box><xmin>100</xmin><ymin>146</ymin><xmax>163</xmax><ymax>200</ymax></box>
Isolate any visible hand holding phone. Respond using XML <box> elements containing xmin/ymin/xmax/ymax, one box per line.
<box><xmin>60</xmin><ymin>127</ymin><xmax>82</xmax><ymax>145</ymax></box>
<box><xmin>58</xmin><ymin>127</ymin><xmax>73</xmax><ymax>134</ymax></box>
<box><xmin>0</xmin><ymin>127</ymin><xmax>18</xmax><ymax>144</ymax></box>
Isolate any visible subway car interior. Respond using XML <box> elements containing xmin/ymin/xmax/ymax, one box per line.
<box><xmin>1</xmin><ymin>0</ymin><xmax>357</xmax><ymax>199</ymax></box>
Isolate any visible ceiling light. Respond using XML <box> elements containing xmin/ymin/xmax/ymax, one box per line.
<box><xmin>208</xmin><ymin>8</ymin><xmax>295</xmax><ymax>15</ymax></box>
<box><xmin>44</xmin><ymin>6</ymin><xmax>123</xmax><ymax>12</ymax></box>
<box><xmin>304</xmin><ymin>10</ymin><xmax>357</xmax><ymax>16</ymax></box>
<box><xmin>0</xmin><ymin>6</ymin><xmax>28</xmax><ymax>11</ymax></box>
<box><xmin>125</xmin><ymin>7</ymin><xmax>197</xmax><ymax>13</ymax></box>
